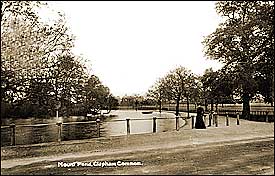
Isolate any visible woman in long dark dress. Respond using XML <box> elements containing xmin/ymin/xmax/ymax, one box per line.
<box><xmin>195</xmin><ymin>107</ymin><xmax>206</xmax><ymax>129</ymax></box>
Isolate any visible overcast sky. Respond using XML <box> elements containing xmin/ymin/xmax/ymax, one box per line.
<box><xmin>44</xmin><ymin>1</ymin><xmax>223</xmax><ymax>97</ymax></box>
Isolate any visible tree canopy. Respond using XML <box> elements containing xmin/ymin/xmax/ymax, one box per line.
<box><xmin>202</xmin><ymin>1</ymin><xmax>274</xmax><ymax>118</ymax></box>
<box><xmin>147</xmin><ymin>66</ymin><xmax>197</xmax><ymax>116</ymax></box>
<box><xmin>1</xmin><ymin>1</ymin><xmax>118</xmax><ymax>118</ymax></box>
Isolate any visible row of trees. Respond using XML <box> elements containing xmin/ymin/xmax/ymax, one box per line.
<box><xmin>147</xmin><ymin>66</ymin><xmax>197</xmax><ymax>117</ymax></box>
<box><xmin>1</xmin><ymin>1</ymin><xmax>118</xmax><ymax>118</ymax></box>
<box><xmin>147</xmin><ymin>1</ymin><xmax>274</xmax><ymax>119</ymax></box>
<box><xmin>119</xmin><ymin>94</ymin><xmax>156</xmax><ymax>110</ymax></box>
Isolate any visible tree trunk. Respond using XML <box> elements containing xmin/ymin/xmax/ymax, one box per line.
<box><xmin>159</xmin><ymin>100</ymin><xmax>162</xmax><ymax>113</ymax></box>
<box><xmin>204</xmin><ymin>98</ymin><xmax>208</xmax><ymax>111</ymax></box>
<box><xmin>242</xmin><ymin>92</ymin><xmax>250</xmax><ymax>120</ymax></box>
<box><xmin>187</xmin><ymin>96</ymin><xmax>190</xmax><ymax>118</ymax></box>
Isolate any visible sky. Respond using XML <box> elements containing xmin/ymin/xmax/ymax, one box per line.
<box><xmin>44</xmin><ymin>1</ymin><xmax>223</xmax><ymax>97</ymax></box>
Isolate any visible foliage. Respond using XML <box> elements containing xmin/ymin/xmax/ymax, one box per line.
<box><xmin>81</xmin><ymin>75</ymin><xmax>111</xmax><ymax>114</ymax></box>
<box><xmin>202</xmin><ymin>1</ymin><xmax>274</xmax><ymax>117</ymax></box>
<box><xmin>200</xmin><ymin>68</ymin><xmax>235</xmax><ymax>106</ymax></box>
<box><xmin>147</xmin><ymin>66</ymin><xmax>197</xmax><ymax>116</ymax></box>
<box><xmin>1</xmin><ymin>1</ymin><xmax>118</xmax><ymax>118</ymax></box>
<box><xmin>147</xmin><ymin>78</ymin><xmax>165</xmax><ymax>112</ymax></box>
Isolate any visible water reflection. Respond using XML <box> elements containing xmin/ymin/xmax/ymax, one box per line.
<box><xmin>103</xmin><ymin>110</ymin><xmax>184</xmax><ymax>136</ymax></box>
<box><xmin>1</xmin><ymin>110</ymin><xmax>186</xmax><ymax>146</ymax></box>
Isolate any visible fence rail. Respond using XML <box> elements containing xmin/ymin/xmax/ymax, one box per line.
<box><xmin>1</xmin><ymin>120</ymin><xmax>99</xmax><ymax>147</ymax></box>
<box><xmin>1</xmin><ymin>116</ymin><xmax>183</xmax><ymax>147</ymax></box>
<box><xmin>214</xmin><ymin>110</ymin><xmax>274</xmax><ymax>122</ymax></box>
<box><xmin>201</xmin><ymin>110</ymin><xmax>274</xmax><ymax>116</ymax></box>
<box><xmin>1</xmin><ymin>110</ymin><xmax>273</xmax><ymax>147</ymax></box>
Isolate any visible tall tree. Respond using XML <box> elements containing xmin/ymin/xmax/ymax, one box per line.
<box><xmin>202</xmin><ymin>1</ymin><xmax>274</xmax><ymax>118</ymax></box>
<box><xmin>1</xmin><ymin>1</ymin><xmax>92</xmax><ymax>118</ymax></box>
<box><xmin>44</xmin><ymin>54</ymin><xmax>87</xmax><ymax>116</ymax></box>
<box><xmin>188</xmin><ymin>79</ymin><xmax>203</xmax><ymax>110</ymax></box>
<box><xmin>82</xmin><ymin>75</ymin><xmax>115</xmax><ymax>115</ymax></box>
<box><xmin>157</xmin><ymin>66</ymin><xmax>196</xmax><ymax>116</ymax></box>
<box><xmin>1</xmin><ymin>1</ymin><xmax>74</xmax><ymax>107</ymax></box>
<box><xmin>200</xmin><ymin>68</ymin><xmax>235</xmax><ymax>111</ymax></box>
<box><xmin>147</xmin><ymin>78</ymin><xmax>165</xmax><ymax>113</ymax></box>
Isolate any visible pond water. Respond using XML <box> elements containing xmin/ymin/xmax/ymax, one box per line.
<box><xmin>1</xmin><ymin>110</ymin><xmax>186</xmax><ymax>146</ymax></box>
<box><xmin>101</xmin><ymin>110</ymin><xmax>186</xmax><ymax>136</ymax></box>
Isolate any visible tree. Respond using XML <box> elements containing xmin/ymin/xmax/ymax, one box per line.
<box><xmin>119</xmin><ymin>95</ymin><xmax>143</xmax><ymax>109</ymax></box>
<box><xmin>48</xmin><ymin>54</ymin><xmax>88</xmax><ymax>116</ymax></box>
<box><xmin>1</xmin><ymin>1</ymin><xmax>74</xmax><ymax>112</ymax></box>
<box><xmin>184</xmin><ymin>74</ymin><xmax>199</xmax><ymax>117</ymax></box>
<box><xmin>120</xmin><ymin>95</ymin><xmax>135</xmax><ymax>107</ymax></box>
<box><xmin>104</xmin><ymin>94</ymin><xmax>119</xmax><ymax>113</ymax></box>
<box><xmin>200</xmin><ymin>68</ymin><xmax>235</xmax><ymax>111</ymax></box>
<box><xmin>202</xmin><ymin>1</ymin><xmax>274</xmax><ymax>118</ymax></box>
<box><xmin>147</xmin><ymin>78</ymin><xmax>165</xmax><ymax>113</ymax></box>
<box><xmin>188</xmin><ymin>79</ymin><xmax>203</xmax><ymax>110</ymax></box>
<box><xmin>1</xmin><ymin>1</ymin><xmax>118</xmax><ymax>118</ymax></box>
<box><xmin>81</xmin><ymin>75</ymin><xmax>115</xmax><ymax>115</ymax></box>
<box><xmin>153</xmin><ymin>66</ymin><xmax>196</xmax><ymax>116</ymax></box>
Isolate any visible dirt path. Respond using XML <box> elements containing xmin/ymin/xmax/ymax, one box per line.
<box><xmin>1</xmin><ymin>138</ymin><xmax>274</xmax><ymax>175</ymax></box>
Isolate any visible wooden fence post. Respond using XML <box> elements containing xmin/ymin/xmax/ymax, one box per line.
<box><xmin>226</xmin><ymin>112</ymin><xmax>229</xmax><ymax>126</ymax></box>
<box><xmin>214</xmin><ymin>112</ymin><xmax>218</xmax><ymax>127</ymax></box>
<box><xmin>153</xmin><ymin>117</ymin><xmax>157</xmax><ymax>133</ymax></box>
<box><xmin>265</xmin><ymin>111</ymin><xmax>269</xmax><ymax>123</ymax></box>
<box><xmin>96</xmin><ymin>118</ymin><xmax>101</xmax><ymax>137</ymax></box>
<box><xmin>208</xmin><ymin>111</ymin><xmax>213</xmax><ymax>127</ymax></box>
<box><xmin>10</xmin><ymin>124</ymin><xmax>16</xmax><ymax>146</ymax></box>
<box><xmin>126</xmin><ymin>118</ymin><xmax>130</xmax><ymax>135</ymax></box>
<box><xmin>56</xmin><ymin>122</ymin><xmax>62</xmax><ymax>142</ymax></box>
<box><xmin>176</xmin><ymin>116</ymin><xmax>179</xmax><ymax>131</ymax></box>
<box><xmin>213</xmin><ymin>111</ymin><xmax>216</xmax><ymax>126</ymax></box>
<box><xmin>191</xmin><ymin>115</ymin><xmax>195</xmax><ymax>129</ymax></box>
<box><xmin>237</xmin><ymin>112</ymin><xmax>240</xmax><ymax>125</ymax></box>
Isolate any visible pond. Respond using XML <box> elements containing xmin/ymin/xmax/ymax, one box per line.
<box><xmin>101</xmin><ymin>110</ymin><xmax>186</xmax><ymax>136</ymax></box>
<box><xmin>1</xmin><ymin>110</ymin><xmax>186</xmax><ymax>146</ymax></box>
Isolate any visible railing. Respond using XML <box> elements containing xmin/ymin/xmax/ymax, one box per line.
<box><xmin>1</xmin><ymin>120</ymin><xmax>99</xmax><ymax>147</ymax></box>
<box><xmin>108</xmin><ymin>116</ymin><xmax>180</xmax><ymax>135</ymax></box>
<box><xmin>215</xmin><ymin>110</ymin><xmax>274</xmax><ymax>122</ymax></box>
<box><xmin>193</xmin><ymin>110</ymin><xmax>273</xmax><ymax>128</ymax></box>
<box><xmin>189</xmin><ymin>112</ymin><xmax>240</xmax><ymax>128</ymax></box>
<box><xmin>217</xmin><ymin>109</ymin><xmax>274</xmax><ymax>114</ymax></box>
<box><xmin>1</xmin><ymin>116</ymin><xmax>184</xmax><ymax>147</ymax></box>
<box><xmin>2</xmin><ymin>110</ymin><xmax>273</xmax><ymax>147</ymax></box>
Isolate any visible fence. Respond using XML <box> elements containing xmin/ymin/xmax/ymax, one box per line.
<box><xmin>1</xmin><ymin>116</ymin><xmax>183</xmax><ymax>147</ymax></box>
<box><xmin>1</xmin><ymin>120</ymin><xmax>99</xmax><ymax>147</ymax></box>
<box><xmin>216</xmin><ymin>110</ymin><xmax>274</xmax><ymax>122</ymax></box>
<box><xmin>1</xmin><ymin>110</ymin><xmax>273</xmax><ymax>147</ymax></box>
<box><xmin>192</xmin><ymin>112</ymin><xmax>238</xmax><ymax>128</ymax></box>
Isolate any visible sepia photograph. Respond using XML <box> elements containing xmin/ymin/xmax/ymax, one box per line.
<box><xmin>1</xmin><ymin>1</ymin><xmax>274</xmax><ymax>175</ymax></box>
